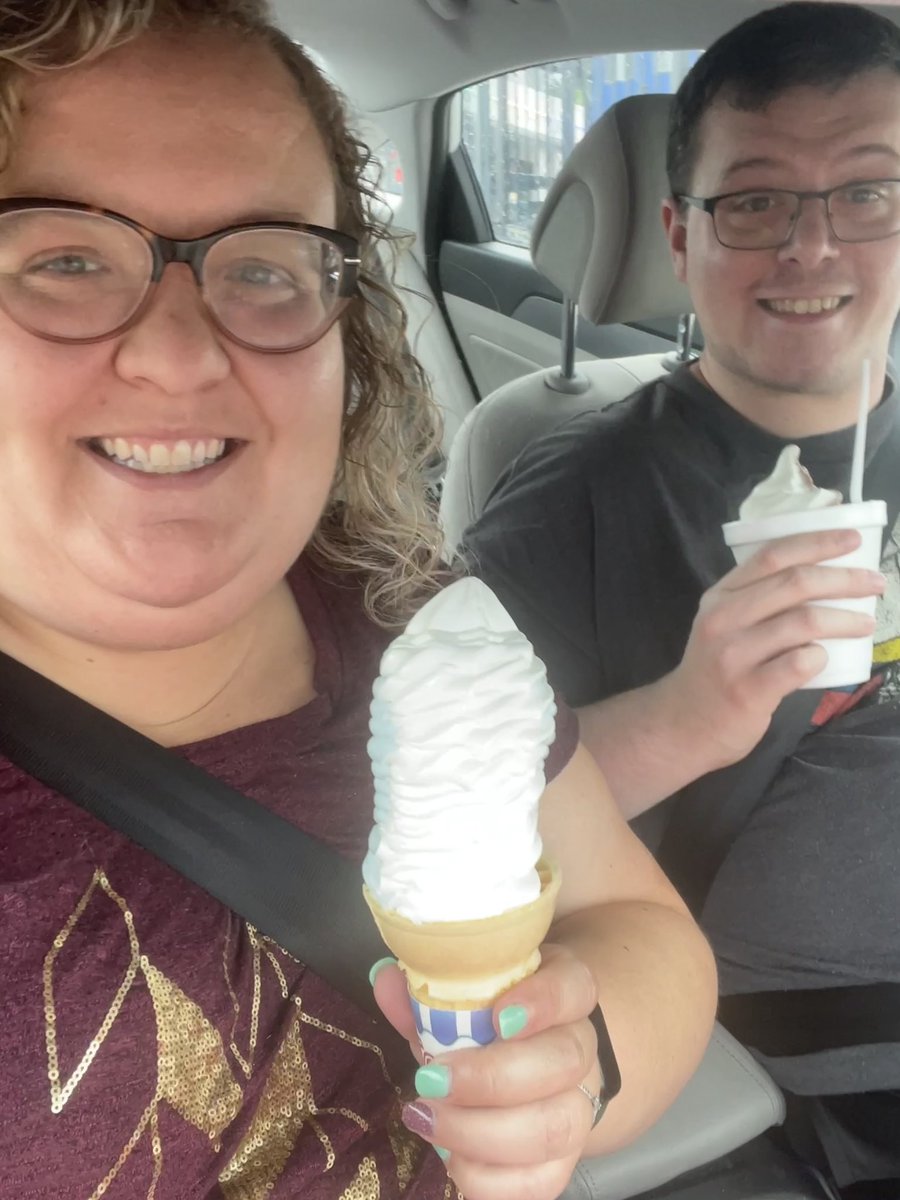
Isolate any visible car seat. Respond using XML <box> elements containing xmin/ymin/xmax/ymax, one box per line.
<box><xmin>440</xmin><ymin>93</ymin><xmax>688</xmax><ymax>558</ymax></box>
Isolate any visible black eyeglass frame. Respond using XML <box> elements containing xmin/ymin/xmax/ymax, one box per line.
<box><xmin>675</xmin><ymin>179</ymin><xmax>900</xmax><ymax>249</ymax></box>
<box><xmin>0</xmin><ymin>197</ymin><xmax>363</xmax><ymax>352</ymax></box>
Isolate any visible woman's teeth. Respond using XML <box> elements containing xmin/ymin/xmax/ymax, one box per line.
<box><xmin>764</xmin><ymin>296</ymin><xmax>844</xmax><ymax>314</ymax></box>
<box><xmin>96</xmin><ymin>437</ymin><xmax>228</xmax><ymax>473</ymax></box>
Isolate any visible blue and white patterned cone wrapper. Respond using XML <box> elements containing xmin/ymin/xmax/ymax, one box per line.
<box><xmin>410</xmin><ymin>996</ymin><xmax>498</xmax><ymax>1058</ymax></box>
<box><xmin>364</xmin><ymin>860</ymin><xmax>561</xmax><ymax>1058</ymax></box>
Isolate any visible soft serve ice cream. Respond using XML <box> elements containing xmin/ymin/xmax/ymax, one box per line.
<box><xmin>362</xmin><ymin>577</ymin><xmax>562</xmax><ymax>1048</ymax></box>
<box><xmin>724</xmin><ymin>445</ymin><xmax>887</xmax><ymax>689</ymax></box>
<box><xmin>362</xmin><ymin>576</ymin><xmax>556</xmax><ymax>925</ymax></box>
<box><xmin>739</xmin><ymin>444</ymin><xmax>843</xmax><ymax>520</ymax></box>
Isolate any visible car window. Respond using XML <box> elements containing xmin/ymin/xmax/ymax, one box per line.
<box><xmin>460</xmin><ymin>51</ymin><xmax>701</xmax><ymax>248</ymax></box>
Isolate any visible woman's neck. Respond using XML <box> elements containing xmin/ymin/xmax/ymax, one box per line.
<box><xmin>0</xmin><ymin>579</ymin><xmax>316</xmax><ymax>746</ymax></box>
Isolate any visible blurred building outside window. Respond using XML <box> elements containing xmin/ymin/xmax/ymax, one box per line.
<box><xmin>461</xmin><ymin>50</ymin><xmax>701</xmax><ymax>247</ymax></box>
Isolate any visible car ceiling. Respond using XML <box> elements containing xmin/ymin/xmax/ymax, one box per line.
<box><xmin>273</xmin><ymin>0</ymin><xmax>900</xmax><ymax>111</ymax></box>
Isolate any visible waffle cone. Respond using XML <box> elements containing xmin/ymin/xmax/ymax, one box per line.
<box><xmin>363</xmin><ymin>859</ymin><xmax>560</xmax><ymax>1009</ymax></box>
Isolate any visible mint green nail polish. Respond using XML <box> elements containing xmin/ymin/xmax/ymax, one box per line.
<box><xmin>368</xmin><ymin>956</ymin><xmax>397</xmax><ymax>987</ymax></box>
<box><xmin>498</xmin><ymin>1004</ymin><xmax>529</xmax><ymax>1039</ymax></box>
<box><xmin>434</xmin><ymin>1146</ymin><xmax>450</xmax><ymax>1163</ymax></box>
<box><xmin>415</xmin><ymin>1063</ymin><xmax>451</xmax><ymax>1099</ymax></box>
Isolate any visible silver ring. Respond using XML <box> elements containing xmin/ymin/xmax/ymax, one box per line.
<box><xmin>576</xmin><ymin>1081</ymin><xmax>607</xmax><ymax>1129</ymax></box>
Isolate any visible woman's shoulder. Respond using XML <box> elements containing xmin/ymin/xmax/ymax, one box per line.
<box><xmin>289</xmin><ymin>555</ymin><xmax>455</xmax><ymax>654</ymax></box>
<box><xmin>287</xmin><ymin>555</ymin><xmax>452</xmax><ymax>714</ymax></box>
<box><xmin>287</xmin><ymin>556</ymin><xmax>388</xmax><ymax>702</ymax></box>
<box><xmin>290</xmin><ymin>555</ymin><xmax>375</xmax><ymax>632</ymax></box>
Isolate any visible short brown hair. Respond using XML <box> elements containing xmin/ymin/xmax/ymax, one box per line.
<box><xmin>668</xmin><ymin>2</ymin><xmax>900</xmax><ymax>198</ymax></box>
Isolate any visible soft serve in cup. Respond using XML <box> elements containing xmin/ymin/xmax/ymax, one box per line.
<box><xmin>722</xmin><ymin>445</ymin><xmax>886</xmax><ymax>689</ymax></box>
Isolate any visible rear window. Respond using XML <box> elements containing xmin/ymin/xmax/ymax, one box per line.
<box><xmin>460</xmin><ymin>51</ymin><xmax>701</xmax><ymax>248</ymax></box>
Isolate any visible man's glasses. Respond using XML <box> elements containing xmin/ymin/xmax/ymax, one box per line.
<box><xmin>0</xmin><ymin>199</ymin><xmax>361</xmax><ymax>352</ymax></box>
<box><xmin>676</xmin><ymin>179</ymin><xmax>900</xmax><ymax>250</ymax></box>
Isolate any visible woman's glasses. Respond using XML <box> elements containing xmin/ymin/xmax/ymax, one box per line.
<box><xmin>0</xmin><ymin>199</ymin><xmax>361</xmax><ymax>352</ymax></box>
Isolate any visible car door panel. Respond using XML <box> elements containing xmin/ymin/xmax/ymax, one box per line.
<box><xmin>439</xmin><ymin>239</ymin><xmax>676</xmax><ymax>396</ymax></box>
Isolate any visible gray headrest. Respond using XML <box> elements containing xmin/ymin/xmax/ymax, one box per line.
<box><xmin>531</xmin><ymin>94</ymin><xmax>689</xmax><ymax>325</ymax></box>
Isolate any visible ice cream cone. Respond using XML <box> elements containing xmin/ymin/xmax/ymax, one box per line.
<box><xmin>363</xmin><ymin>858</ymin><xmax>561</xmax><ymax>1010</ymax></box>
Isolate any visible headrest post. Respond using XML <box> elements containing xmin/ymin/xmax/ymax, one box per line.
<box><xmin>561</xmin><ymin>296</ymin><xmax>577</xmax><ymax>379</ymax></box>
<box><xmin>545</xmin><ymin>296</ymin><xmax>589</xmax><ymax>395</ymax></box>
<box><xmin>677</xmin><ymin>313</ymin><xmax>697</xmax><ymax>362</ymax></box>
<box><xmin>663</xmin><ymin>311</ymin><xmax>700</xmax><ymax>373</ymax></box>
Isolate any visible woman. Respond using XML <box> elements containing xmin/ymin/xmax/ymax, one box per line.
<box><xmin>0</xmin><ymin>2</ymin><xmax>716</xmax><ymax>1198</ymax></box>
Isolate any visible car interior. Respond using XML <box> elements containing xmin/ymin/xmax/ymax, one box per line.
<box><xmin>270</xmin><ymin>2</ymin><xmax>900</xmax><ymax>1197</ymax></box>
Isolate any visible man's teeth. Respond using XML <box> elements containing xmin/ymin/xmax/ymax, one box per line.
<box><xmin>765</xmin><ymin>296</ymin><xmax>844</xmax><ymax>315</ymax></box>
<box><xmin>98</xmin><ymin>437</ymin><xmax>227</xmax><ymax>473</ymax></box>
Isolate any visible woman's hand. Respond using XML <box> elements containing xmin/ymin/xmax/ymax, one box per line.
<box><xmin>374</xmin><ymin>944</ymin><xmax>603</xmax><ymax>1200</ymax></box>
<box><xmin>372</xmin><ymin>744</ymin><xmax>718</xmax><ymax>1186</ymax></box>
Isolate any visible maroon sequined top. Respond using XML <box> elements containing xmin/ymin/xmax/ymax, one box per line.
<box><xmin>0</xmin><ymin>558</ymin><xmax>577</xmax><ymax>1199</ymax></box>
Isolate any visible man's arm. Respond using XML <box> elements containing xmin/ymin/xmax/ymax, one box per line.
<box><xmin>577</xmin><ymin>528</ymin><xmax>885</xmax><ymax>818</ymax></box>
<box><xmin>575</xmin><ymin>679</ymin><xmax>717</xmax><ymax>820</ymax></box>
<box><xmin>462</xmin><ymin>412</ymin><xmax>884</xmax><ymax>819</ymax></box>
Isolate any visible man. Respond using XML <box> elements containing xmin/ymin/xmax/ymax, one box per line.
<box><xmin>462</xmin><ymin>3</ymin><xmax>900</xmax><ymax>1193</ymax></box>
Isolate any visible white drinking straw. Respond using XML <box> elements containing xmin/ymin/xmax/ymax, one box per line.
<box><xmin>849</xmin><ymin>358</ymin><xmax>871</xmax><ymax>504</ymax></box>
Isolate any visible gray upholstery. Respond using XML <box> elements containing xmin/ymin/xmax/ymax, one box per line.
<box><xmin>375</xmin><ymin>220</ymin><xmax>477</xmax><ymax>453</ymax></box>
<box><xmin>440</xmin><ymin>94</ymin><xmax>694</xmax><ymax>556</ymax></box>
<box><xmin>531</xmin><ymin>94</ymin><xmax>689</xmax><ymax>325</ymax></box>
<box><xmin>561</xmin><ymin>1024</ymin><xmax>786</xmax><ymax>1200</ymax></box>
<box><xmin>440</xmin><ymin>352</ymin><xmax>668</xmax><ymax>557</ymax></box>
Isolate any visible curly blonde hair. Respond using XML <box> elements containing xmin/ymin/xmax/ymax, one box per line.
<box><xmin>0</xmin><ymin>0</ymin><xmax>445</xmax><ymax>624</ymax></box>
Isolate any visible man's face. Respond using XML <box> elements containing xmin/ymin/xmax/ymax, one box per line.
<box><xmin>663</xmin><ymin>70</ymin><xmax>900</xmax><ymax>408</ymax></box>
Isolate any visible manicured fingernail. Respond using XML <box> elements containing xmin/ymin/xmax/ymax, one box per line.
<box><xmin>415</xmin><ymin>1063</ymin><xmax>451</xmax><ymax>1099</ymax></box>
<box><xmin>498</xmin><ymin>1004</ymin><xmax>529</xmax><ymax>1039</ymax></box>
<box><xmin>401</xmin><ymin>1100</ymin><xmax>435</xmax><ymax>1138</ymax></box>
<box><xmin>434</xmin><ymin>1146</ymin><xmax>450</xmax><ymax>1163</ymax></box>
<box><xmin>368</xmin><ymin>956</ymin><xmax>397</xmax><ymax>986</ymax></box>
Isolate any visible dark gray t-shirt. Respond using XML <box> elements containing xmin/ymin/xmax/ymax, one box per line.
<box><xmin>462</xmin><ymin>365</ymin><xmax>900</xmax><ymax>1185</ymax></box>
<box><xmin>462</xmin><ymin>363</ymin><xmax>899</xmax><ymax>703</ymax></box>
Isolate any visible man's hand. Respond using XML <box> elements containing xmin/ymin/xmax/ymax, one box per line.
<box><xmin>662</xmin><ymin>526</ymin><xmax>885</xmax><ymax>770</ymax></box>
<box><xmin>577</xmin><ymin>526</ymin><xmax>885</xmax><ymax>818</ymax></box>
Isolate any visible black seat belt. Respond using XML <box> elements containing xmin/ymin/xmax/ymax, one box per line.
<box><xmin>0</xmin><ymin>647</ymin><xmax>389</xmax><ymax>1023</ymax></box>
<box><xmin>720</xmin><ymin>984</ymin><xmax>900</xmax><ymax>1182</ymax></box>
<box><xmin>656</xmin><ymin>687</ymin><xmax>823</xmax><ymax>915</ymax></box>
<box><xmin>0</xmin><ymin>644</ymin><xmax>623</xmax><ymax>1096</ymax></box>
<box><xmin>657</xmin><ymin>409</ymin><xmax>900</xmax><ymax>919</ymax></box>
<box><xmin>719</xmin><ymin>983</ymin><xmax>900</xmax><ymax>1057</ymax></box>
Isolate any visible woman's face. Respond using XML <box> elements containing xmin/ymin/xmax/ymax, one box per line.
<box><xmin>0</xmin><ymin>31</ymin><xmax>346</xmax><ymax>650</ymax></box>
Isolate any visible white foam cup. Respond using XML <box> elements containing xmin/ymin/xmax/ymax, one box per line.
<box><xmin>722</xmin><ymin>500</ymin><xmax>887</xmax><ymax>689</ymax></box>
